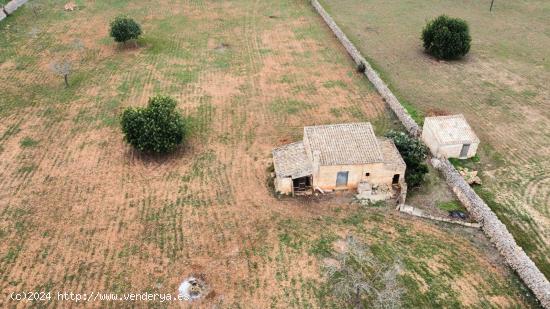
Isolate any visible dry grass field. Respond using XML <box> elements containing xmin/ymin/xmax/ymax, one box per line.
<box><xmin>320</xmin><ymin>0</ymin><xmax>550</xmax><ymax>279</ymax></box>
<box><xmin>0</xmin><ymin>0</ymin><xmax>540</xmax><ymax>307</ymax></box>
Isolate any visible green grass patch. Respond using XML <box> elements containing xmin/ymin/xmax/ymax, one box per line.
<box><xmin>323</xmin><ymin>80</ymin><xmax>348</xmax><ymax>89</ymax></box>
<box><xmin>19</xmin><ymin>137</ymin><xmax>39</xmax><ymax>148</ymax></box>
<box><xmin>308</xmin><ymin>234</ymin><xmax>337</xmax><ymax>258</ymax></box>
<box><xmin>17</xmin><ymin>164</ymin><xmax>37</xmax><ymax>174</ymax></box>
<box><xmin>448</xmin><ymin>155</ymin><xmax>480</xmax><ymax>170</ymax></box>
<box><xmin>400</xmin><ymin>99</ymin><xmax>424</xmax><ymax>125</ymax></box>
<box><xmin>329</xmin><ymin>108</ymin><xmax>342</xmax><ymax>117</ymax></box>
<box><xmin>269</xmin><ymin>99</ymin><xmax>312</xmax><ymax>115</ymax></box>
<box><xmin>436</xmin><ymin>200</ymin><xmax>464</xmax><ymax>212</ymax></box>
<box><xmin>474</xmin><ymin>186</ymin><xmax>549</xmax><ymax>278</ymax></box>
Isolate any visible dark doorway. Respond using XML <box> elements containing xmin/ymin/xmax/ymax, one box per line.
<box><xmin>293</xmin><ymin>176</ymin><xmax>311</xmax><ymax>193</ymax></box>
<box><xmin>460</xmin><ymin>144</ymin><xmax>470</xmax><ymax>158</ymax></box>
<box><xmin>336</xmin><ymin>171</ymin><xmax>349</xmax><ymax>187</ymax></box>
<box><xmin>392</xmin><ymin>174</ymin><xmax>400</xmax><ymax>184</ymax></box>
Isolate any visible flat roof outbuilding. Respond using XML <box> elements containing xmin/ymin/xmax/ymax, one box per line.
<box><xmin>423</xmin><ymin>114</ymin><xmax>479</xmax><ymax>145</ymax></box>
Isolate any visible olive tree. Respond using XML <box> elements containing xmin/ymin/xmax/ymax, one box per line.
<box><xmin>325</xmin><ymin>236</ymin><xmax>404</xmax><ymax>309</ymax></box>
<box><xmin>50</xmin><ymin>59</ymin><xmax>72</xmax><ymax>88</ymax></box>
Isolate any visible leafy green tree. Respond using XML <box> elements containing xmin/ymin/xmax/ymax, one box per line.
<box><xmin>385</xmin><ymin>130</ymin><xmax>429</xmax><ymax>188</ymax></box>
<box><xmin>121</xmin><ymin>96</ymin><xmax>186</xmax><ymax>153</ymax></box>
<box><xmin>422</xmin><ymin>15</ymin><xmax>471</xmax><ymax>60</ymax></box>
<box><xmin>109</xmin><ymin>15</ymin><xmax>142</xmax><ymax>45</ymax></box>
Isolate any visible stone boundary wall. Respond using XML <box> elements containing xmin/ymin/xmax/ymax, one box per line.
<box><xmin>398</xmin><ymin>204</ymin><xmax>481</xmax><ymax>228</ymax></box>
<box><xmin>310</xmin><ymin>0</ymin><xmax>550</xmax><ymax>307</ymax></box>
<box><xmin>432</xmin><ymin>158</ymin><xmax>550</xmax><ymax>307</ymax></box>
<box><xmin>2</xmin><ymin>0</ymin><xmax>28</xmax><ymax>17</ymax></box>
<box><xmin>310</xmin><ymin>0</ymin><xmax>420</xmax><ymax>137</ymax></box>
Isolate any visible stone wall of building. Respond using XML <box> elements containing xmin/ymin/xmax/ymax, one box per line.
<box><xmin>315</xmin><ymin>162</ymin><xmax>404</xmax><ymax>192</ymax></box>
<box><xmin>310</xmin><ymin>0</ymin><xmax>550</xmax><ymax>306</ymax></box>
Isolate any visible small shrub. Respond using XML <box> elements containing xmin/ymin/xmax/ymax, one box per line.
<box><xmin>422</xmin><ymin>15</ymin><xmax>471</xmax><ymax>60</ymax></box>
<box><xmin>385</xmin><ymin>130</ymin><xmax>429</xmax><ymax>188</ymax></box>
<box><xmin>356</xmin><ymin>62</ymin><xmax>366</xmax><ymax>73</ymax></box>
<box><xmin>121</xmin><ymin>95</ymin><xmax>186</xmax><ymax>154</ymax></box>
<box><xmin>110</xmin><ymin>16</ymin><xmax>142</xmax><ymax>44</ymax></box>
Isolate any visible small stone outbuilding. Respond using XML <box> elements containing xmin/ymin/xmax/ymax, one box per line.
<box><xmin>272</xmin><ymin>123</ymin><xmax>406</xmax><ymax>202</ymax></box>
<box><xmin>421</xmin><ymin>114</ymin><xmax>479</xmax><ymax>159</ymax></box>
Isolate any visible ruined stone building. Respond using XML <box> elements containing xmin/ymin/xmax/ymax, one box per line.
<box><xmin>421</xmin><ymin>114</ymin><xmax>479</xmax><ymax>159</ymax></box>
<box><xmin>272</xmin><ymin>123</ymin><xmax>406</xmax><ymax>201</ymax></box>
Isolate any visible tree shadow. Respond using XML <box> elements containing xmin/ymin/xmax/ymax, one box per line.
<box><xmin>416</xmin><ymin>46</ymin><xmax>473</xmax><ymax>65</ymax></box>
<box><xmin>123</xmin><ymin>143</ymin><xmax>193</xmax><ymax>166</ymax></box>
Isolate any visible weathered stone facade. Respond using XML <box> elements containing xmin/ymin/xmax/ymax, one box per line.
<box><xmin>273</xmin><ymin>123</ymin><xmax>406</xmax><ymax>199</ymax></box>
<box><xmin>310</xmin><ymin>0</ymin><xmax>550</xmax><ymax>306</ymax></box>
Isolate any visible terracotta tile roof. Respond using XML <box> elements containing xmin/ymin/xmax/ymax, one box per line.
<box><xmin>378</xmin><ymin>138</ymin><xmax>406</xmax><ymax>170</ymax></box>
<box><xmin>424</xmin><ymin>114</ymin><xmax>480</xmax><ymax>145</ymax></box>
<box><xmin>304</xmin><ymin>122</ymin><xmax>383</xmax><ymax>165</ymax></box>
<box><xmin>272</xmin><ymin>141</ymin><xmax>313</xmax><ymax>179</ymax></box>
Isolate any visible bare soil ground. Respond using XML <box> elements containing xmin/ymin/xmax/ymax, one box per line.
<box><xmin>0</xmin><ymin>0</ymin><xmax>538</xmax><ymax>307</ymax></box>
<box><xmin>320</xmin><ymin>0</ymin><xmax>550</xmax><ymax>278</ymax></box>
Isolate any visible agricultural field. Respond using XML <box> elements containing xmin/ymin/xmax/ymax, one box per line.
<box><xmin>320</xmin><ymin>0</ymin><xmax>550</xmax><ymax>279</ymax></box>
<box><xmin>0</xmin><ymin>0</ymin><xmax>540</xmax><ymax>307</ymax></box>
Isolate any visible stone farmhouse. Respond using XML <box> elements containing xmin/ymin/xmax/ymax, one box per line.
<box><xmin>421</xmin><ymin>114</ymin><xmax>479</xmax><ymax>159</ymax></box>
<box><xmin>272</xmin><ymin>123</ymin><xmax>406</xmax><ymax>202</ymax></box>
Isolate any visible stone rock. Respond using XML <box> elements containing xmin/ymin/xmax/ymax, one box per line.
<box><xmin>64</xmin><ymin>2</ymin><xmax>77</xmax><ymax>11</ymax></box>
<box><xmin>459</xmin><ymin>167</ymin><xmax>482</xmax><ymax>185</ymax></box>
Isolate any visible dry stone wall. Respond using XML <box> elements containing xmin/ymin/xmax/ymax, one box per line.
<box><xmin>310</xmin><ymin>0</ymin><xmax>421</xmax><ymax>137</ymax></box>
<box><xmin>399</xmin><ymin>204</ymin><xmax>481</xmax><ymax>228</ymax></box>
<box><xmin>310</xmin><ymin>0</ymin><xmax>550</xmax><ymax>307</ymax></box>
<box><xmin>3</xmin><ymin>0</ymin><xmax>28</xmax><ymax>16</ymax></box>
<box><xmin>432</xmin><ymin>158</ymin><xmax>550</xmax><ymax>307</ymax></box>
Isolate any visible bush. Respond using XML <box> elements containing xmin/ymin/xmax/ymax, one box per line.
<box><xmin>121</xmin><ymin>96</ymin><xmax>186</xmax><ymax>153</ymax></box>
<box><xmin>422</xmin><ymin>15</ymin><xmax>471</xmax><ymax>60</ymax></box>
<box><xmin>110</xmin><ymin>16</ymin><xmax>142</xmax><ymax>44</ymax></box>
<box><xmin>385</xmin><ymin>130</ymin><xmax>429</xmax><ymax>188</ymax></box>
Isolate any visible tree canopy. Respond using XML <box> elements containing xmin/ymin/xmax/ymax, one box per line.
<box><xmin>121</xmin><ymin>95</ymin><xmax>186</xmax><ymax>154</ymax></box>
<box><xmin>110</xmin><ymin>15</ymin><xmax>142</xmax><ymax>44</ymax></box>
